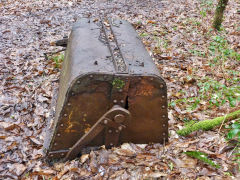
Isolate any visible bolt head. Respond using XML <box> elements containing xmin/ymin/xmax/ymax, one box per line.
<box><xmin>110</xmin><ymin>143</ymin><xmax>113</xmax><ymax>146</ymax></box>
<box><xmin>163</xmin><ymin>124</ymin><xmax>166</xmax><ymax>127</ymax></box>
<box><xmin>77</xmin><ymin>80</ymin><xmax>80</xmax><ymax>84</ymax></box>
<box><xmin>57</xmin><ymin>134</ymin><xmax>60</xmax><ymax>136</ymax></box>
<box><xmin>67</xmin><ymin>103</ymin><xmax>71</xmax><ymax>106</ymax></box>
<box><xmin>119</xmin><ymin>89</ymin><xmax>123</xmax><ymax>92</ymax></box>
<box><xmin>104</xmin><ymin>119</ymin><xmax>108</xmax><ymax>124</ymax></box>
<box><xmin>108</xmin><ymin>129</ymin><xmax>112</xmax><ymax>133</ymax></box>
<box><xmin>118</xmin><ymin>126</ymin><xmax>123</xmax><ymax>131</ymax></box>
<box><xmin>114</xmin><ymin>114</ymin><xmax>125</xmax><ymax>123</ymax></box>
<box><xmin>115</xmin><ymin>130</ymin><xmax>119</xmax><ymax>133</ymax></box>
<box><xmin>60</xmin><ymin>124</ymin><xmax>64</xmax><ymax>127</ymax></box>
<box><xmin>160</xmin><ymin>84</ymin><xmax>164</xmax><ymax>88</ymax></box>
<box><xmin>64</xmin><ymin>114</ymin><xmax>67</xmax><ymax>117</ymax></box>
<box><xmin>162</xmin><ymin>106</ymin><xmax>165</xmax><ymax>109</ymax></box>
<box><xmin>120</xmin><ymin>100</ymin><xmax>124</xmax><ymax>103</ymax></box>
<box><xmin>113</xmin><ymin>100</ymin><xmax>117</xmax><ymax>103</ymax></box>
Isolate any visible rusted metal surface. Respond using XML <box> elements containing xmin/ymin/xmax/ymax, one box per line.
<box><xmin>44</xmin><ymin>18</ymin><xmax>168</xmax><ymax>161</ymax></box>
<box><xmin>65</xmin><ymin>105</ymin><xmax>130</xmax><ymax>160</ymax></box>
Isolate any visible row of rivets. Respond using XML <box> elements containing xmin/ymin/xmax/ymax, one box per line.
<box><xmin>113</xmin><ymin>100</ymin><xmax>125</xmax><ymax>104</ymax></box>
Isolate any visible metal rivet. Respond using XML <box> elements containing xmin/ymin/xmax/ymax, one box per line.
<box><xmin>104</xmin><ymin>119</ymin><xmax>108</xmax><ymax>124</ymax></box>
<box><xmin>163</xmin><ymin>124</ymin><xmax>166</xmax><ymax>127</ymax></box>
<box><xmin>108</xmin><ymin>129</ymin><xmax>112</xmax><ymax>133</ymax></box>
<box><xmin>150</xmin><ymin>78</ymin><xmax>154</xmax><ymax>81</ymax></box>
<box><xmin>67</xmin><ymin>103</ymin><xmax>71</xmax><ymax>106</ymax></box>
<box><xmin>113</xmin><ymin>100</ymin><xmax>117</xmax><ymax>103</ymax></box>
<box><xmin>64</xmin><ymin>114</ymin><xmax>67</xmax><ymax>117</ymax></box>
<box><xmin>54</xmin><ymin>143</ymin><xmax>57</xmax><ymax>146</ymax></box>
<box><xmin>114</xmin><ymin>114</ymin><xmax>125</xmax><ymax>123</ymax></box>
<box><xmin>120</xmin><ymin>100</ymin><xmax>124</xmax><ymax>103</ymax></box>
<box><xmin>138</xmin><ymin>77</ymin><xmax>141</xmax><ymax>80</ymax></box>
<box><xmin>57</xmin><ymin>133</ymin><xmax>60</xmax><ymax>136</ymax></box>
<box><xmin>119</xmin><ymin>89</ymin><xmax>123</xmax><ymax>92</ymax></box>
<box><xmin>162</xmin><ymin>96</ymin><xmax>165</xmax><ymax>98</ymax></box>
<box><xmin>115</xmin><ymin>130</ymin><xmax>119</xmax><ymax>133</ymax></box>
<box><xmin>162</xmin><ymin>115</ymin><xmax>166</xmax><ymax>118</ymax></box>
<box><xmin>50</xmin><ymin>154</ymin><xmax>53</xmax><ymax>157</ymax></box>
<box><xmin>160</xmin><ymin>84</ymin><xmax>164</xmax><ymax>88</ymax></box>
<box><xmin>162</xmin><ymin>106</ymin><xmax>165</xmax><ymax>109</ymax></box>
<box><xmin>72</xmin><ymin>92</ymin><xmax>74</xmax><ymax>96</ymax></box>
<box><xmin>118</xmin><ymin>126</ymin><xmax>123</xmax><ymax>131</ymax></box>
<box><xmin>60</xmin><ymin>124</ymin><xmax>64</xmax><ymax>127</ymax></box>
<box><xmin>163</xmin><ymin>133</ymin><xmax>166</xmax><ymax>136</ymax></box>
<box><xmin>90</xmin><ymin>75</ymin><xmax>93</xmax><ymax>78</ymax></box>
<box><xmin>77</xmin><ymin>80</ymin><xmax>80</xmax><ymax>84</ymax></box>
<box><xmin>61</xmin><ymin>153</ymin><xmax>64</xmax><ymax>156</ymax></box>
<box><xmin>110</xmin><ymin>143</ymin><xmax>113</xmax><ymax>146</ymax></box>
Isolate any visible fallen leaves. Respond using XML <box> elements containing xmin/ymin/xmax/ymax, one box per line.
<box><xmin>1</xmin><ymin>0</ymin><xmax>240</xmax><ymax>179</ymax></box>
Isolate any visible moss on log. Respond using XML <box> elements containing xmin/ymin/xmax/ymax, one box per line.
<box><xmin>177</xmin><ymin>109</ymin><xmax>240</xmax><ymax>136</ymax></box>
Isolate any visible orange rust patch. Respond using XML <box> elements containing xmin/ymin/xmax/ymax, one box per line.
<box><xmin>65</xmin><ymin>110</ymin><xmax>77</xmax><ymax>133</ymax></box>
<box><xmin>84</xmin><ymin>123</ymin><xmax>91</xmax><ymax>134</ymax></box>
<box><xmin>135</xmin><ymin>80</ymin><xmax>154</xmax><ymax>96</ymax></box>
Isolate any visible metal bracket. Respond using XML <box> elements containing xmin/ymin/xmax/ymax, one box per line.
<box><xmin>64</xmin><ymin>105</ymin><xmax>131</xmax><ymax>161</ymax></box>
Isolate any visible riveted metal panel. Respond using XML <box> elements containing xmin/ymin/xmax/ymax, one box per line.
<box><xmin>44</xmin><ymin>18</ymin><xmax>168</xmax><ymax>161</ymax></box>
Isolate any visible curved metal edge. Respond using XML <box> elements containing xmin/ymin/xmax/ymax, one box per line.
<box><xmin>43</xmin><ymin>72</ymin><xmax>114</xmax><ymax>160</ymax></box>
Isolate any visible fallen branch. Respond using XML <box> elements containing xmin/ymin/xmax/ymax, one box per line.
<box><xmin>177</xmin><ymin>109</ymin><xmax>240</xmax><ymax>136</ymax></box>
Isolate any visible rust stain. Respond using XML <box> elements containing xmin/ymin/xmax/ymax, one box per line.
<box><xmin>135</xmin><ymin>81</ymin><xmax>154</xmax><ymax>96</ymax></box>
<box><xmin>65</xmin><ymin>110</ymin><xmax>77</xmax><ymax>133</ymax></box>
<box><xmin>83</xmin><ymin>113</ymin><xmax>87</xmax><ymax>122</ymax></box>
<box><xmin>84</xmin><ymin>123</ymin><xmax>91</xmax><ymax>134</ymax></box>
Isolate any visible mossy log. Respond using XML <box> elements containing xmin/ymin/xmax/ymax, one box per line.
<box><xmin>213</xmin><ymin>0</ymin><xmax>228</xmax><ymax>30</ymax></box>
<box><xmin>177</xmin><ymin>109</ymin><xmax>240</xmax><ymax>136</ymax></box>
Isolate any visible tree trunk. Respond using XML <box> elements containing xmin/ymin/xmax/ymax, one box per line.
<box><xmin>213</xmin><ymin>0</ymin><xmax>229</xmax><ymax>30</ymax></box>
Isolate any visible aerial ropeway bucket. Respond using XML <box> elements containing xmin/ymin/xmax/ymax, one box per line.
<box><xmin>44</xmin><ymin>18</ymin><xmax>168</xmax><ymax>161</ymax></box>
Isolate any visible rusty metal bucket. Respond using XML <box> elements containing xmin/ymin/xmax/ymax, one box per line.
<box><xmin>44</xmin><ymin>18</ymin><xmax>168</xmax><ymax>161</ymax></box>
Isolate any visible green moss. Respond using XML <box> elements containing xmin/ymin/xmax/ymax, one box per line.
<box><xmin>177</xmin><ymin>109</ymin><xmax>240</xmax><ymax>136</ymax></box>
<box><xmin>184</xmin><ymin>151</ymin><xmax>220</xmax><ymax>169</ymax></box>
<box><xmin>112</xmin><ymin>78</ymin><xmax>125</xmax><ymax>89</ymax></box>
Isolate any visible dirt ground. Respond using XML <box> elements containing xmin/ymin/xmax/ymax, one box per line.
<box><xmin>0</xmin><ymin>0</ymin><xmax>240</xmax><ymax>179</ymax></box>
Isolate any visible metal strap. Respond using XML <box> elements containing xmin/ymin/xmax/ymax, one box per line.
<box><xmin>100</xmin><ymin>18</ymin><xmax>129</xmax><ymax>74</ymax></box>
<box><xmin>64</xmin><ymin>105</ymin><xmax>130</xmax><ymax>161</ymax></box>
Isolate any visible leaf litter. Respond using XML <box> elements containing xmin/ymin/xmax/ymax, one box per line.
<box><xmin>0</xmin><ymin>0</ymin><xmax>240</xmax><ymax>179</ymax></box>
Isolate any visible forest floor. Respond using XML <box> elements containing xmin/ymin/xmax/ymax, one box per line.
<box><xmin>0</xmin><ymin>0</ymin><xmax>240</xmax><ymax>179</ymax></box>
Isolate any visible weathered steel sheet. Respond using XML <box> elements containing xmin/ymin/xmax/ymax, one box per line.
<box><xmin>44</xmin><ymin>18</ymin><xmax>168</xmax><ymax>160</ymax></box>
